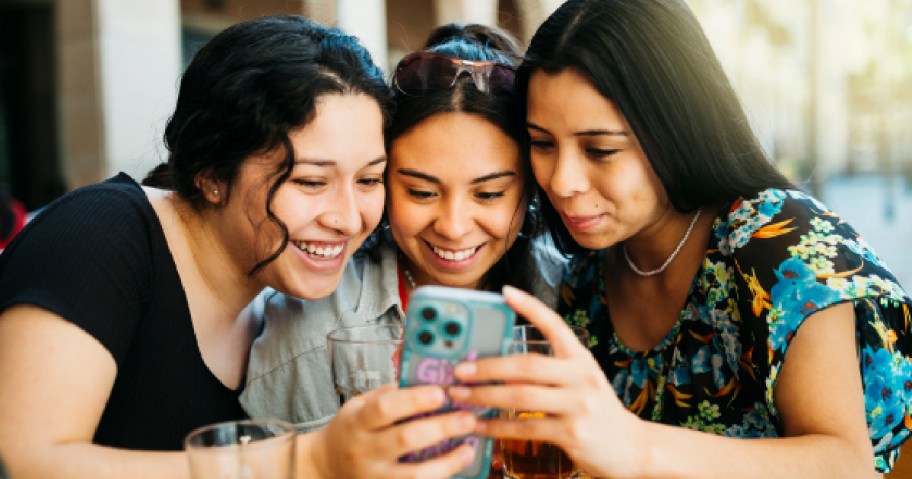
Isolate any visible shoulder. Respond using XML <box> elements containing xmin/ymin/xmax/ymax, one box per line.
<box><xmin>0</xmin><ymin>175</ymin><xmax>162</xmax><ymax>362</ymax></box>
<box><xmin>715</xmin><ymin>188</ymin><xmax>809</xmax><ymax>255</ymax></box>
<box><xmin>1</xmin><ymin>173</ymin><xmax>158</xmax><ymax>262</ymax></box>
<box><xmin>714</xmin><ymin>188</ymin><xmax>904</xmax><ymax>293</ymax></box>
<box><xmin>24</xmin><ymin>173</ymin><xmax>155</xmax><ymax>239</ymax></box>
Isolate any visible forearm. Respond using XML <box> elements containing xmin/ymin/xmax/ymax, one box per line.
<box><xmin>4</xmin><ymin>443</ymin><xmax>188</xmax><ymax>479</ymax></box>
<box><xmin>630</xmin><ymin>421</ymin><xmax>879</xmax><ymax>479</ymax></box>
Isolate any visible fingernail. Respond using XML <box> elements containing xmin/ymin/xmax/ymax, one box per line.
<box><xmin>461</xmin><ymin>413</ymin><xmax>476</xmax><ymax>428</ymax></box>
<box><xmin>455</xmin><ymin>362</ymin><xmax>476</xmax><ymax>377</ymax></box>
<box><xmin>426</xmin><ymin>387</ymin><xmax>445</xmax><ymax>403</ymax></box>
<box><xmin>449</xmin><ymin>386</ymin><xmax>469</xmax><ymax>399</ymax></box>
<box><xmin>461</xmin><ymin>445</ymin><xmax>476</xmax><ymax>464</ymax></box>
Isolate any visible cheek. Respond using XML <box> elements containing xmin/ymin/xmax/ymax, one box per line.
<box><xmin>483</xmin><ymin>202</ymin><xmax>525</xmax><ymax>240</ymax></box>
<box><xmin>386</xmin><ymin>200</ymin><xmax>422</xmax><ymax>245</ymax></box>
<box><xmin>360</xmin><ymin>189</ymin><xmax>386</xmax><ymax>231</ymax></box>
<box><xmin>530</xmin><ymin>156</ymin><xmax>553</xmax><ymax>190</ymax></box>
<box><xmin>615</xmin><ymin>161</ymin><xmax>662</xmax><ymax>206</ymax></box>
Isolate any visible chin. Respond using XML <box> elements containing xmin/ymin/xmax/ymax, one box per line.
<box><xmin>287</xmin><ymin>273</ymin><xmax>343</xmax><ymax>301</ymax></box>
<box><xmin>571</xmin><ymin>235</ymin><xmax>612</xmax><ymax>251</ymax></box>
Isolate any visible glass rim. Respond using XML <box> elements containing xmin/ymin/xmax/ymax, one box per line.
<box><xmin>183</xmin><ymin>418</ymin><xmax>296</xmax><ymax>450</ymax></box>
<box><xmin>512</xmin><ymin>324</ymin><xmax>589</xmax><ymax>345</ymax></box>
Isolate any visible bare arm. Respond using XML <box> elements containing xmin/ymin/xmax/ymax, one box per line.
<box><xmin>628</xmin><ymin>301</ymin><xmax>878</xmax><ymax>478</ymax></box>
<box><xmin>452</xmin><ymin>288</ymin><xmax>881</xmax><ymax>479</ymax></box>
<box><xmin>0</xmin><ymin>305</ymin><xmax>189</xmax><ymax>479</ymax></box>
<box><xmin>0</xmin><ymin>305</ymin><xmax>479</xmax><ymax>479</ymax></box>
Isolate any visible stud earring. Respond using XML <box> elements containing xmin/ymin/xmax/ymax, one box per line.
<box><xmin>212</xmin><ymin>189</ymin><xmax>219</xmax><ymax>196</ymax></box>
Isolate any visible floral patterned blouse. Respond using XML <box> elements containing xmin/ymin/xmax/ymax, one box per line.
<box><xmin>559</xmin><ymin>189</ymin><xmax>912</xmax><ymax>473</ymax></box>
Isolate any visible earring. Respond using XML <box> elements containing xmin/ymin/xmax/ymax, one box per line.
<box><xmin>212</xmin><ymin>189</ymin><xmax>219</xmax><ymax>196</ymax></box>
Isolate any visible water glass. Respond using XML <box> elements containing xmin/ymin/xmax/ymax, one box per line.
<box><xmin>327</xmin><ymin>323</ymin><xmax>403</xmax><ymax>402</ymax></box>
<box><xmin>184</xmin><ymin>419</ymin><xmax>295</xmax><ymax>479</ymax></box>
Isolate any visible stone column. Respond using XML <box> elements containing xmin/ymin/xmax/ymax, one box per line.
<box><xmin>516</xmin><ymin>0</ymin><xmax>562</xmax><ymax>43</ymax></box>
<box><xmin>58</xmin><ymin>0</ymin><xmax>181</xmax><ymax>187</ymax></box>
<box><xmin>432</xmin><ymin>0</ymin><xmax>497</xmax><ymax>26</ymax></box>
<box><xmin>303</xmin><ymin>0</ymin><xmax>338</xmax><ymax>26</ymax></box>
<box><xmin>337</xmin><ymin>0</ymin><xmax>388</xmax><ymax>70</ymax></box>
<box><xmin>57</xmin><ymin>0</ymin><xmax>104</xmax><ymax>188</ymax></box>
<box><xmin>96</xmin><ymin>0</ymin><xmax>181</xmax><ymax>181</ymax></box>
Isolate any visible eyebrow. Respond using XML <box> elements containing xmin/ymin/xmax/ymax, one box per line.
<box><xmin>294</xmin><ymin>156</ymin><xmax>387</xmax><ymax>167</ymax></box>
<box><xmin>527</xmin><ymin>123</ymin><xmax>628</xmax><ymax>137</ymax></box>
<box><xmin>397</xmin><ymin>168</ymin><xmax>517</xmax><ymax>185</ymax></box>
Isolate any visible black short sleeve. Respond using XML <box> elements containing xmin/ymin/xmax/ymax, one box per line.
<box><xmin>0</xmin><ymin>174</ymin><xmax>157</xmax><ymax>367</ymax></box>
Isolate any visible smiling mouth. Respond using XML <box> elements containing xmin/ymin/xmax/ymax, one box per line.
<box><xmin>292</xmin><ymin>241</ymin><xmax>344</xmax><ymax>259</ymax></box>
<box><xmin>426</xmin><ymin>241</ymin><xmax>482</xmax><ymax>261</ymax></box>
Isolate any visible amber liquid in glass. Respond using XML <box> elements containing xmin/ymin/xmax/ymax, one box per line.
<box><xmin>502</xmin><ymin>438</ymin><xmax>574</xmax><ymax>479</ymax></box>
<box><xmin>501</xmin><ymin>412</ymin><xmax>574</xmax><ymax>479</ymax></box>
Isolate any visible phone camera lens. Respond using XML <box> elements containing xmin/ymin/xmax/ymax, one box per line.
<box><xmin>417</xmin><ymin>330</ymin><xmax>434</xmax><ymax>345</ymax></box>
<box><xmin>443</xmin><ymin>321</ymin><xmax>462</xmax><ymax>337</ymax></box>
<box><xmin>420</xmin><ymin>307</ymin><xmax>437</xmax><ymax>321</ymax></box>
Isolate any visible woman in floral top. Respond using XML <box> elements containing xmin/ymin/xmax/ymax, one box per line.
<box><xmin>448</xmin><ymin>1</ymin><xmax>912</xmax><ymax>477</ymax></box>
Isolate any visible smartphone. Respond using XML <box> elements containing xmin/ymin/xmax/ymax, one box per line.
<box><xmin>397</xmin><ymin>285</ymin><xmax>516</xmax><ymax>479</ymax></box>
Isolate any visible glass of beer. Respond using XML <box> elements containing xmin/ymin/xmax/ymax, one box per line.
<box><xmin>327</xmin><ymin>323</ymin><xmax>403</xmax><ymax>402</ymax></box>
<box><xmin>501</xmin><ymin>324</ymin><xmax>588</xmax><ymax>479</ymax></box>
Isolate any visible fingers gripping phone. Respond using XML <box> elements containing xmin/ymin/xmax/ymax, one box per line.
<box><xmin>398</xmin><ymin>285</ymin><xmax>515</xmax><ymax>479</ymax></box>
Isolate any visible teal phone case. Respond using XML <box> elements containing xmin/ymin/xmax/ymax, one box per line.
<box><xmin>398</xmin><ymin>286</ymin><xmax>515</xmax><ymax>479</ymax></box>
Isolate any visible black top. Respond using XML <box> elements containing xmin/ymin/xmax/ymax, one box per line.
<box><xmin>0</xmin><ymin>174</ymin><xmax>246</xmax><ymax>450</ymax></box>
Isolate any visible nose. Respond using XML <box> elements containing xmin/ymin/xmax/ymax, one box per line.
<box><xmin>549</xmin><ymin>150</ymin><xmax>588</xmax><ymax>199</ymax></box>
<box><xmin>433</xmin><ymin>195</ymin><xmax>472</xmax><ymax>239</ymax></box>
<box><xmin>319</xmin><ymin>184</ymin><xmax>362</xmax><ymax>236</ymax></box>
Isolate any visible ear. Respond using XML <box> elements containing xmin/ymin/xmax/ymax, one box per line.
<box><xmin>194</xmin><ymin>173</ymin><xmax>224</xmax><ymax>205</ymax></box>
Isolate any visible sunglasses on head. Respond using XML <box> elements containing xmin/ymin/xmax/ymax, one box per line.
<box><xmin>392</xmin><ymin>52</ymin><xmax>517</xmax><ymax>96</ymax></box>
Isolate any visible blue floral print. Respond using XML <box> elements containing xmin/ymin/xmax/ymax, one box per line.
<box><xmin>559</xmin><ymin>188</ymin><xmax>912</xmax><ymax>473</ymax></box>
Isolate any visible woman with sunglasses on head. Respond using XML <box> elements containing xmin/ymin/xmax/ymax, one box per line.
<box><xmin>448</xmin><ymin>1</ymin><xmax>912</xmax><ymax>477</ymax></box>
<box><xmin>0</xmin><ymin>16</ymin><xmax>476</xmax><ymax>479</ymax></box>
<box><xmin>241</xmin><ymin>21</ymin><xmax>564</xmax><ymax>463</ymax></box>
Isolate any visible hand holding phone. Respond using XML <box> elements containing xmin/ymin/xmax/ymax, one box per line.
<box><xmin>398</xmin><ymin>285</ymin><xmax>516</xmax><ymax>479</ymax></box>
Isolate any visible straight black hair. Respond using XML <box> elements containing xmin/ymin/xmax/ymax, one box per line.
<box><xmin>518</xmin><ymin>0</ymin><xmax>794</xmax><ymax>253</ymax></box>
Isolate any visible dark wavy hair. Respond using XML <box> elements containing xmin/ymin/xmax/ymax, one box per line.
<box><xmin>368</xmin><ymin>22</ymin><xmax>541</xmax><ymax>293</ymax></box>
<box><xmin>518</xmin><ymin>0</ymin><xmax>794</xmax><ymax>253</ymax></box>
<box><xmin>143</xmin><ymin>15</ymin><xmax>390</xmax><ymax>274</ymax></box>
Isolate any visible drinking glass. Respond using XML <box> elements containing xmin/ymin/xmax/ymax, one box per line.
<box><xmin>184</xmin><ymin>419</ymin><xmax>295</xmax><ymax>479</ymax></box>
<box><xmin>501</xmin><ymin>324</ymin><xmax>589</xmax><ymax>479</ymax></box>
<box><xmin>327</xmin><ymin>323</ymin><xmax>403</xmax><ymax>402</ymax></box>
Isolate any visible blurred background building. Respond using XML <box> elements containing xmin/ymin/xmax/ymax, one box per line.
<box><xmin>1</xmin><ymin>0</ymin><xmax>910</xmax><ymax>284</ymax></box>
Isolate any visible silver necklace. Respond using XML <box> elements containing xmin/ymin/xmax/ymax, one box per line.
<box><xmin>623</xmin><ymin>207</ymin><xmax>703</xmax><ymax>277</ymax></box>
<box><xmin>402</xmin><ymin>265</ymin><xmax>417</xmax><ymax>289</ymax></box>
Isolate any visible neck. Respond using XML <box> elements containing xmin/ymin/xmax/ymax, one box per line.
<box><xmin>171</xmin><ymin>195</ymin><xmax>264</xmax><ymax>318</ymax></box>
<box><xmin>622</xmin><ymin>207</ymin><xmax>705</xmax><ymax>278</ymax></box>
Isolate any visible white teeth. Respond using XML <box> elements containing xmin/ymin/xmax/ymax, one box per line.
<box><xmin>294</xmin><ymin>242</ymin><xmax>343</xmax><ymax>259</ymax></box>
<box><xmin>431</xmin><ymin>245</ymin><xmax>478</xmax><ymax>261</ymax></box>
